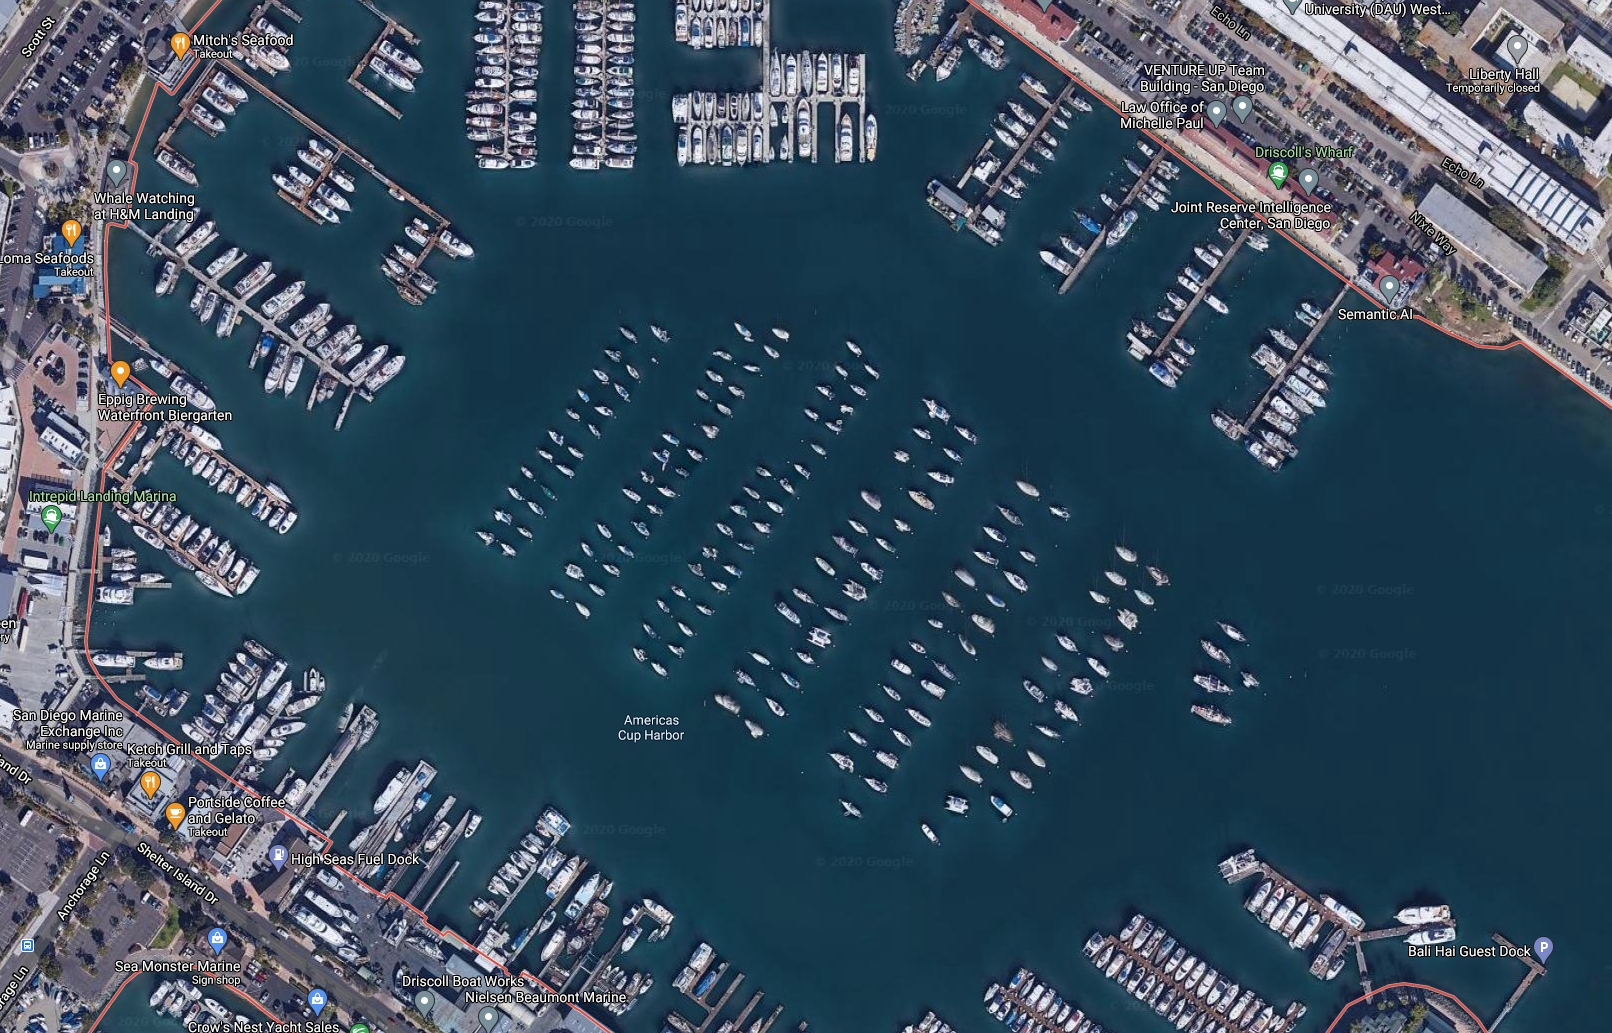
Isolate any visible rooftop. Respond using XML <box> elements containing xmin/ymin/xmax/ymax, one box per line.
<box><xmin>1417</xmin><ymin>183</ymin><xmax>1550</xmax><ymax>288</ymax></box>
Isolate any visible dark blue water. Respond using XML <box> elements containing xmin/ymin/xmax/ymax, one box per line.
<box><xmin>94</xmin><ymin>1</ymin><xmax>1604</xmax><ymax>1031</ymax></box>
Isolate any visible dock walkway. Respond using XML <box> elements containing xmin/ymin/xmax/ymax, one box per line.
<box><xmin>1058</xmin><ymin>151</ymin><xmax>1165</xmax><ymax>294</ymax></box>
<box><xmin>1238</xmin><ymin>283</ymin><xmax>1350</xmax><ymax>435</ymax></box>
<box><xmin>1148</xmin><ymin>229</ymin><xmax>1251</xmax><ymax>360</ymax></box>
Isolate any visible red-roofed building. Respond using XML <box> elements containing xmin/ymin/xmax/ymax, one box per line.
<box><xmin>1000</xmin><ymin>0</ymin><xmax>1080</xmax><ymax>45</ymax></box>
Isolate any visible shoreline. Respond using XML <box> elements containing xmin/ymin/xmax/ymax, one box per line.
<box><xmin>970</xmin><ymin>0</ymin><xmax>1366</xmax><ymax>286</ymax></box>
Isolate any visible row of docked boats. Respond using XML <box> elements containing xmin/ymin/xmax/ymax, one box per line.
<box><xmin>238</xmin><ymin>15</ymin><xmax>291</xmax><ymax>75</ymax></box>
<box><xmin>385</xmin><ymin>216</ymin><xmax>474</xmax><ymax>304</ymax></box>
<box><xmin>179</xmin><ymin>638</ymin><xmax>324</xmax><ymax>763</ymax></box>
<box><xmin>571</xmin><ymin>0</ymin><xmax>635</xmax><ymax>170</ymax></box>
<box><xmin>151</xmin><ymin>209</ymin><xmax>405</xmax><ymax>407</ymax></box>
<box><xmin>151</xmin><ymin>422</ymin><xmax>299</xmax><ymax>535</ymax></box>
<box><xmin>967</xmin><ymin>85</ymin><xmax>1089</xmax><ymax>245</ymax></box>
<box><xmin>985</xmin><ymin>967</ymin><xmax>1101</xmax><ymax>1033</ymax></box>
<box><xmin>478</xmin><ymin>323</ymin><xmax>670</xmax><ymax>567</ymax></box>
<box><xmin>674</xmin><ymin>0</ymin><xmax>768</xmax><ymax>49</ymax></box>
<box><xmin>366</xmin><ymin>37</ymin><xmax>422</xmax><ymax>94</ymax></box>
<box><xmin>1086</xmin><ymin>914</ymin><xmax>1306</xmax><ymax>1033</ymax></box>
<box><xmin>111</xmin><ymin>452</ymin><xmax>261</xmax><ymax>598</ymax></box>
<box><xmin>1211</xmin><ymin>300</ymin><xmax>1333</xmax><ymax>472</ymax></box>
<box><xmin>467</xmin><ymin>0</ymin><xmax>539</xmax><ymax>170</ymax></box>
<box><xmin>186</xmin><ymin>70</ymin><xmax>247</xmax><ymax>136</ymax></box>
<box><xmin>767</xmin><ymin>49</ymin><xmax>866</xmax><ymax>100</ymax></box>
<box><xmin>271</xmin><ymin>135</ymin><xmax>357</xmax><ymax>225</ymax></box>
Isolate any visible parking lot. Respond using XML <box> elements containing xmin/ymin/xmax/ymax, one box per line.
<box><xmin>54</xmin><ymin>872</ymin><xmax>165</xmax><ymax>999</ymax></box>
<box><xmin>0</xmin><ymin>796</ymin><xmax>70</xmax><ymax>946</ymax></box>
<box><xmin>0</xmin><ymin>0</ymin><xmax>167</xmax><ymax>149</ymax></box>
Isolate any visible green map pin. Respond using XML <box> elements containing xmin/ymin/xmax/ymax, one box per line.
<box><xmin>1267</xmin><ymin>162</ymin><xmax>1289</xmax><ymax>188</ymax></box>
<box><xmin>41</xmin><ymin>505</ymin><xmax>62</xmax><ymax>532</ymax></box>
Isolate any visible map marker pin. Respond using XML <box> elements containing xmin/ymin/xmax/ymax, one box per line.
<box><xmin>308</xmin><ymin>989</ymin><xmax>328</xmax><ymax>1017</ymax></box>
<box><xmin>1295</xmin><ymin>167</ymin><xmax>1320</xmax><ymax>194</ymax></box>
<box><xmin>140</xmin><ymin>770</ymin><xmax>161</xmax><ymax>798</ymax></box>
<box><xmin>110</xmin><ymin>360</ymin><xmax>132</xmax><ymax>389</ymax></box>
<box><xmin>1205</xmin><ymin>100</ymin><xmax>1227</xmax><ymax>127</ymax></box>
<box><xmin>413</xmin><ymin>991</ymin><xmax>435</xmax><ymax>1015</ymax></box>
<box><xmin>165</xmin><ymin>802</ymin><xmax>186</xmax><ymax>829</ymax></box>
<box><xmin>60</xmin><ymin>220</ymin><xmax>82</xmax><ymax>247</ymax></box>
<box><xmin>171</xmin><ymin>33</ymin><xmax>192</xmax><ymax>60</ymax></box>
<box><xmin>40</xmin><ymin>505</ymin><xmax>62</xmax><ymax>532</ymax></box>
<box><xmin>1505</xmin><ymin>33</ymin><xmax>1529</xmax><ymax>64</ymax></box>
<box><xmin>90</xmin><ymin>753</ymin><xmax>110</xmax><ymax>780</ymax></box>
<box><xmin>1281</xmin><ymin>0</ymin><xmax>1304</xmax><ymax>13</ymax></box>
<box><xmin>207</xmin><ymin>927</ymin><xmax>228</xmax><ymax>955</ymax></box>
<box><xmin>269</xmin><ymin>844</ymin><xmax>288</xmax><ymax>871</ymax></box>
<box><xmin>1231</xmin><ymin>95</ymin><xmax>1253</xmax><ymax>123</ymax></box>
<box><xmin>106</xmin><ymin>160</ymin><xmax>130</xmax><ymax>188</ymax></box>
<box><xmin>477</xmin><ymin>1006</ymin><xmax>500</xmax><ymax>1032</ymax></box>
<box><xmin>1534</xmin><ymin>936</ymin><xmax>1553</xmax><ymax>962</ymax></box>
<box><xmin>1267</xmin><ymin>161</ymin><xmax>1290</xmax><ymax>188</ymax></box>
<box><xmin>1378</xmin><ymin>274</ymin><xmax>1403</xmax><ymax>304</ymax></box>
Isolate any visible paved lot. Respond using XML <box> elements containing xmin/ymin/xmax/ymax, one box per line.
<box><xmin>0</xmin><ymin>795</ymin><xmax>70</xmax><ymax>948</ymax></box>
<box><xmin>54</xmin><ymin>873</ymin><xmax>165</xmax><ymax>999</ymax></box>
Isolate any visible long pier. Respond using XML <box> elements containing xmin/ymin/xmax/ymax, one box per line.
<box><xmin>1237</xmin><ymin>283</ymin><xmax>1351</xmax><ymax>435</ymax></box>
<box><xmin>1488</xmin><ymin>934</ymin><xmax>1545</xmax><ymax>1029</ymax></box>
<box><xmin>1148</xmin><ymin>229</ymin><xmax>1251</xmax><ymax>360</ymax></box>
<box><xmin>407</xmin><ymin>811</ymin><xmax>472</xmax><ymax>905</ymax></box>
<box><xmin>217</xmin><ymin>57</ymin><xmax>449</xmax><ymax>224</ymax></box>
<box><xmin>1099</xmin><ymin>931</ymin><xmax>1303</xmax><ymax>1033</ymax></box>
<box><xmin>982</xmin><ymin>78</ymin><xmax>1075</xmax><ymax>202</ymax></box>
<box><xmin>124</xmin><ymin>220</ymin><xmax>360</xmax><ymax>392</ymax></box>
<box><xmin>1058</xmin><ymin>150</ymin><xmax>1165</xmax><ymax>294</ymax></box>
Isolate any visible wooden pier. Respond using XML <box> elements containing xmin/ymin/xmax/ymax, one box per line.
<box><xmin>1146</xmin><ymin>229</ymin><xmax>1251</xmax><ymax>361</ymax></box>
<box><xmin>347</xmin><ymin>7</ymin><xmax>418</xmax><ymax>119</ymax></box>
<box><xmin>1237</xmin><ymin>283</ymin><xmax>1350</xmax><ymax>435</ymax></box>
<box><xmin>1488</xmin><ymin>934</ymin><xmax>1545</xmax><ymax>1029</ymax></box>
<box><xmin>1058</xmin><ymin>151</ymin><xmax>1165</xmax><ymax>295</ymax></box>
<box><xmin>124</xmin><ymin>220</ymin><xmax>361</xmax><ymax>395</ymax></box>
<box><xmin>1100</xmin><ymin>932</ymin><xmax>1303</xmax><ymax>1033</ymax></box>
<box><xmin>218</xmin><ymin>58</ymin><xmax>449</xmax><ymax>223</ymax></box>
<box><xmin>406</xmin><ymin>811</ymin><xmax>471</xmax><ymax>905</ymax></box>
<box><xmin>981</xmin><ymin>78</ymin><xmax>1076</xmax><ymax>203</ymax></box>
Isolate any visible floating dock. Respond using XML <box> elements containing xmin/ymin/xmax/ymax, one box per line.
<box><xmin>1237</xmin><ymin>283</ymin><xmax>1351</xmax><ymax>436</ymax></box>
<box><xmin>1145</xmin><ymin>229</ymin><xmax>1252</xmax><ymax>360</ymax></box>
<box><xmin>1059</xmin><ymin>150</ymin><xmax>1165</xmax><ymax>294</ymax></box>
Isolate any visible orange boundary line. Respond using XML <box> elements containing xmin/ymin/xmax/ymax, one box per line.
<box><xmin>964</xmin><ymin>0</ymin><xmax>1612</xmax><ymax>412</ymax></box>
<box><xmin>79</xmin><ymin>6</ymin><xmax>616</xmax><ymax>1033</ymax></box>
<box><xmin>86</xmin><ymin>965</ymin><xmax>287</xmax><ymax>1032</ymax></box>
<box><xmin>1321</xmin><ymin>982</ymin><xmax>1506</xmax><ymax>1033</ymax></box>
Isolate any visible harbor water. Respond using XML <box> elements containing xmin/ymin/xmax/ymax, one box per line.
<box><xmin>96</xmin><ymin>0</ymin><xmax>1605</xmax><ymax>1029</ymax></box>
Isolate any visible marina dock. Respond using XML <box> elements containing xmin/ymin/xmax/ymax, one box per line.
<box><xmin>1237</xmin><ymin>283</ymin><xmax>1351</xmax><ymax>436</ymax></box>
<box><xmin>1219</xmin><ymin>850</ymin><xmax>1454</xmax><ymax>988</ymax></box>
<box><xmin>406</xmin><ymin>810</ymin><xmax>471</xmax><ymax>905</ymax></box>
<box><xmin>1096</xmin><ymin>928</ymin><xmax>1304</xmax><ymax>1033</ymax></box>
<box><xmin>983</xmin><ymin>78</ymin><xmax>1075</xmax><ymax>203</ymax></box>
<box><xmin>349</xmin><ymin>759</ymin><xmax>436</xmax><ymax>869</ymax></box>
<box><xmin>1145</xmin><ymin>229</ymin><xmax>1251</xmax><ymax>360</ymax></box>
<box><xmin>125</xmin><ymin>219</ymin><xmax>364</xmax><ymax>399</ymax></box>
<box><xmin>1057</xmin><ymin>150</ymin><xmax>1167</xmax><ymax>294</ymax></box>
<box><xmin>347</xmin><ymin>9</ymin><xmax>419</xmax><ymax>119</ymax></box>
<box><xmin>300</xmin><ymin>706</ymin><xmax>377</xmax><ymax>816</ymax></box>
<box><xmin>1488</xmin><ymin>934</ymin><xmax>1545</xmax><ymax>1029</ymax></box>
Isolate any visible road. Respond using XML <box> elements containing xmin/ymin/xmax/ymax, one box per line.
<box><xmin>0</xmin><ymin>738</ymin><xmax>409</xmax><ymax>1028</ymax></box>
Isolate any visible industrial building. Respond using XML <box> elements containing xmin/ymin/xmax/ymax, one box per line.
<box><xmin>1416</xmin><ymin>184</ymin><xmax>1550</xmax><ymax>289</ymax></box>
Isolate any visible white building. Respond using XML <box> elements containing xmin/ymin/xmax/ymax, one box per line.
<box><xmin>1256</xmin><ymin>1</ymin><xmax>1604</xmax><ymax>253</ymax></box>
